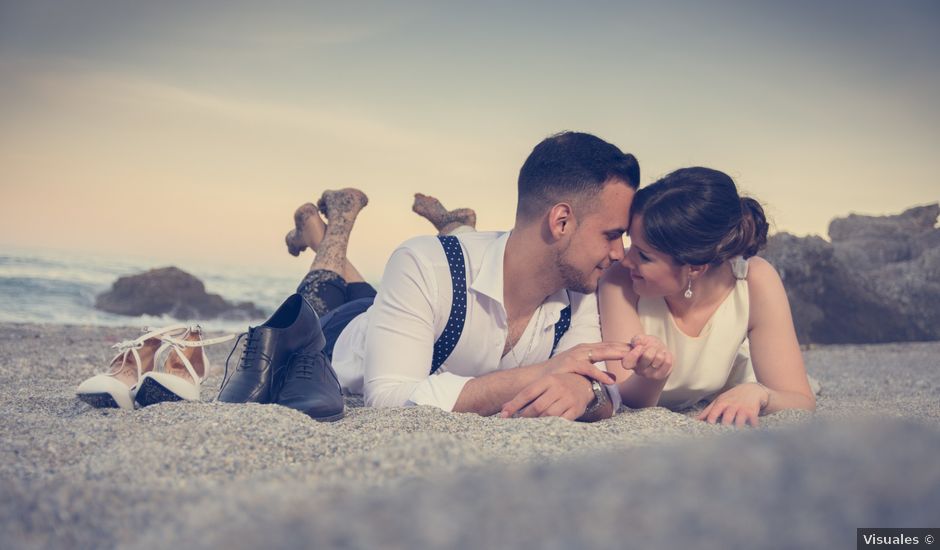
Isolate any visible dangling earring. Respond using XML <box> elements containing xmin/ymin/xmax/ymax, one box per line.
<box><xmin>684</xmin><ymin>278</ymin><xmax>693</xmax><ymax>299</ymax></box>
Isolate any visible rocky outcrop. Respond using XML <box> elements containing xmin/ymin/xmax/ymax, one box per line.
<box><xmin>95</xmin><ymin>267</ymin><xmax>265</xmax><ymax>321</ymax></box>
<box><xmin>762</xmin><ymin>203</ymin><xmax>939</xmax><ymax>344</ymax></box>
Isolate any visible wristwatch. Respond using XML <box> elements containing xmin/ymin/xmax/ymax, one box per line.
<box><xmin>583</xmin><ymin>379</ymin><xmax>608</xmax><ymax>415</ymax></box>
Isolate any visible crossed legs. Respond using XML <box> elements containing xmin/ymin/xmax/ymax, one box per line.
<box><xmin>288</xmin><ymin>190</ymin><xmax>476</xmax><ymax>317</ymax></box>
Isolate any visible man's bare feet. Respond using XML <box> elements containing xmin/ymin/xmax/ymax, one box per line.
<box><xmin>285</xmin><ymin>203</ymin><xmax>327</xmax><ymax>257</ymax></box>
<box><xmin>412</xmin><ymin>193</ymin><xmax>477</xmax><ymax>233</ymax></box>
<box><xmin>412</xmin><ymin>193</ymin><xmax>449</xmax><ymax>224</ymax></box>
<box><xmin>318</xmin><ymin>188</ymin><xmax>369</xmax><ymax>223</ymax></box>
<box><xmin>309</xmin><ymin>188</ymin><xmax>368</xmax><ymax>277</ymax></box>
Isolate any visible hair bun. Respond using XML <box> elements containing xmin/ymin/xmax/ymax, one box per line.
<box><xmin>731</xmin><ymin>197</ymin><xmax>769</xmax><ymax>259</ymax></box>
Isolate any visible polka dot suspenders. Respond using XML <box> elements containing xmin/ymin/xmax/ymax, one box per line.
<box><xmin>430</xmin><ymin>236</ymin><xmax>572</xmax><ymax>375</ymax></box>
<box><xmin>431</xmin><ymin>236</ymin><xmax>467</xmax><ymax>374</ymax></box>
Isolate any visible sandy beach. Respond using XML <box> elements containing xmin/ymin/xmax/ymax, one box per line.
<box><xmin>1</xmin><ymin>322</ymin><xmax>939</xmax><ymax>549</ymax></box>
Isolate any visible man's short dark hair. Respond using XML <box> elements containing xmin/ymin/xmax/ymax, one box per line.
<box><xmin>516</xmin><ymin>131</ymin><xmax>640</xmax><ymax>220</ymax></box>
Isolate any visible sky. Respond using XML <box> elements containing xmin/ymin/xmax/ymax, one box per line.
<box><xmin>1</xmin><ymin>0</ymin><xmax>938</xmax><ymax>282</ymax></box>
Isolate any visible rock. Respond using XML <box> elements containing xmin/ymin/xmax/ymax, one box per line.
<box><xmin>829</xmin><ymin>203</ymin><xmax>940</xmax><ymax>265</ymax></box>
<box><xmin>830</xmin><ymin>204</ymin><xmax>940</xmax><ymax>339</ymax></box>
<box><xmin>95</xmin><ymin>267</ymin><xmax>265</xmax><ymax>321</ymax></box>
<box><xmin>762</xmin><ymin>234</ymin><xmax>923</xmax><ymax>344</ymax></box>
<box><xmin>761</xmin><ymin>203</ymin><xmax>939</xmax><ymax>344</ymax></box>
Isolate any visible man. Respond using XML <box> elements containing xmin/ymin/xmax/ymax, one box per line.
<box><xmin>335</xmin><ymin>131</ymin><xmax>640</xmax><ymax>420</ymax></box>
<box><xmin>221</xmin><ymin>131</ymin><xmax>641</xmax><ymax>421</ymax></box>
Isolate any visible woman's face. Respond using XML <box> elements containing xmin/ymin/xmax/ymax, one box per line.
<box><xmin>621</xmin><ymin>215</ymin><xmax>687</xmax><ymax>298</ymax></box>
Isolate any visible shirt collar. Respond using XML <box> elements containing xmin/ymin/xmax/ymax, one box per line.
<box><xmin>469</xmin><ymin>231</ymin><xmax>572</xmax><ymax>323</ymax></box>
<box><xmin>541</xmin><ymin>287</ymin><xmax>572</xmax><ymax>325</ymax></box>
<box><xmin>469</xmin><ymin>231</ymin><xmax>510</xmax><ymax>306</ymax></box>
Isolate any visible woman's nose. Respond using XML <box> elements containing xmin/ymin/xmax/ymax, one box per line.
<box><xmin>621</xmin><ymin>248</ymin><xmax>636</xmax><ymax>268</ymax></box>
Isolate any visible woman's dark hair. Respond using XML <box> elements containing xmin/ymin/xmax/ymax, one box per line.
<box><xmin>630</xmin><ymin>167</ymin><xmax>768</xmax><ymax>265</ymax></box>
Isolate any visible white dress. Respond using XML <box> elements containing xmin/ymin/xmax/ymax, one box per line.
<box><xmin>637</xmin><ymin>257</ymin><xmax>756</xmax><ymax>409</ymax></box>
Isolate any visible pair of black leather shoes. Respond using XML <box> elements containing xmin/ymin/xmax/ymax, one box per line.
<box><xmin>218</xmin><ymin>293</ymin><xmax>344</xmax><ymax>422</ymax></box>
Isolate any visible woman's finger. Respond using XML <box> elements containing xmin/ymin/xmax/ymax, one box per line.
<box><xmin>623</xmin><ymin>344</ymin><xmax>645</xmax><ymax>369</ymax></box>
<box><xmin>721</xmin><ymin>407</ymin><xmax>738</xmax><ymax>426</ymax></box>
<box><xmin>749</xmin><ymin>412</ymin><xmax>761</xmax><ymax>428</ymax></box>
<box><xmin>706</xmin><ymin>403</ymin><xmax>727</xmax><ymax>424</ymax></box>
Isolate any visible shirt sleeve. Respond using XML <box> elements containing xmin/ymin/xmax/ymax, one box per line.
<box><xmin>362</xmin><ymin>242</ymin><xmax>472</xmax><ymax>411</ymax></box>
<box><xmin>551</xmin><ymin>292</ymin><xmax>602</xmax><ymax>355</ymax></box>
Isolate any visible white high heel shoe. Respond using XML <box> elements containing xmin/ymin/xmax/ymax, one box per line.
<box><xmin>76</xmin><ymin>324</ymin><xmax>190</xmax><ymax>410</ymax></box>
<box><xmin>134</xmin><ymin>326</ymin><xmax>235</xmax><ymax>407</ymax></box>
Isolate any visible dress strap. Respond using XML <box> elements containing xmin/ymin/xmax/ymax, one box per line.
<box><xmin>730</xmin><ymin>256</ymin><xmax>749</xmax><ymax>280</ymax></box>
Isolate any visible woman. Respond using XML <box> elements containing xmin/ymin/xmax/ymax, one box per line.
<box><xmin>599</xmin><ymin>167</ymin><xmax>816</xmax><ymax>427</ymax></box>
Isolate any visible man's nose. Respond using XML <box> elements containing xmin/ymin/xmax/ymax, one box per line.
<box><xmin>610</xmin><ymin>242</ymin><xmax>625</xmax><ymax>262</ymax></box>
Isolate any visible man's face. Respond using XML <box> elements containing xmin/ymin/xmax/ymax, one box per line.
<box><xmin>556</xmin><ymin>179</ymin><xmax>633</xmax><ymax>294</ymax></box>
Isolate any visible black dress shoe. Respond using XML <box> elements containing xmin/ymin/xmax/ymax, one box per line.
<box><xmin>274</xmin><ymin>341</ymin><xmax>345</xmax><ymax>422</ymax></box>
<box><xmin>218</xmin><ymin>294</ymin><xmax>326</xmax><ymax>404</ymax></box>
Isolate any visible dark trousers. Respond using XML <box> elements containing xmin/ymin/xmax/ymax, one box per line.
<box><xmin>297</xmin><ymin>269</ymin><xmax>376</xmax><ymax>359</ymax></box>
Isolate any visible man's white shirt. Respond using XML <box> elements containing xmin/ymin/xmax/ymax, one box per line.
<box><xmin>332</xmin><ymin>231</ymin><xmax>605</xmax><ymax>411</ymax></box>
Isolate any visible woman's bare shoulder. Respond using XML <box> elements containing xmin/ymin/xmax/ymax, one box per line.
<box><xmin>745</xmin><ymin>256</ymin><xmax>783</xmax><ymax>289</ymax></box>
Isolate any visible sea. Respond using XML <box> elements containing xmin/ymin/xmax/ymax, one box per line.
<box><xmin>0</xmin><ymin>246</ymin><xmax>303</xmax><ymax>334</ymax></box>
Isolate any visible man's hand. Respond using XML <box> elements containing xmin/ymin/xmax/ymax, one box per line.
<box><xmin>542</xmin><ymin>342</ymin><xmax>632</xmax><ymax>381</ymax></box>
<box><xmin>497</xmin><ymin>343</ymin><xmax>629</xmax><ymax>420</ymax></box>
<box><xmin>499</xmin><ymin>372</ymin><xmax>596</xmax><ymax>420</ymax></box>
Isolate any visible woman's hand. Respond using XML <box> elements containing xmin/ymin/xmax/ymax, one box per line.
<box><xmin>629</xmin><ymin>334</ymin><xmax>673</xmax><ymax>381</ymax></box>
<box><xmin>695</xmin><ymin>383</ymin><xmax>771</xmax><ymax>428</ymax></box>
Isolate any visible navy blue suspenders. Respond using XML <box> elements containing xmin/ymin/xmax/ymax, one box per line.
<box><xmin>430</xmin><ymin>235</ymin><xmax>571</xmax><ymax>374</ymax></box>
<box><xmin>553</xmin><ymin>305</ymin><xmax>572</xmax><ymax>352</ymax></box>
<box><xmin>431</xmin><ymin>236</ymin><xmax>467</xmax><ymax>374</ymax></box>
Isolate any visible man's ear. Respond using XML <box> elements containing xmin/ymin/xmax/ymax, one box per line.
<box><xmin>548</xmin><ymin>203</ymin><xmax>575</xmax><ymax>240</ymax></box>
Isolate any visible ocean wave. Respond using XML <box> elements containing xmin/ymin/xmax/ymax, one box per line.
<box><xmin>0</xmin><ymin>248</ymin><xmax>297</xmax><ymax>332</ymax></box>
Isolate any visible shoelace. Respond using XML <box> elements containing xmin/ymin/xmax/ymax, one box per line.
<box><xmin>220</xmin><ymin>328</ymin><xmax>261</xmax><ymax>391</ymax></box>
<box><xmin>292</xmin><ymin>353</ymin><xmax>316</xmax><ymax>381</ymax></box>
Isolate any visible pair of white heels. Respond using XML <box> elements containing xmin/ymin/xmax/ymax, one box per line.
<box><xmin>76</xmin><ymin>324</ymin><xmax>234</xmax><ymax>410</ymax></box>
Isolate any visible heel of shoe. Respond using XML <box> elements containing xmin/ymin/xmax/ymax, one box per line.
<box><xmin>76</xmin><ymin>375</ymin><xmax>135</xmax><ymax>410</ymax></box>
<box><xmin>135</xmin><ymin>372</ymin><xmax>199</xmax><ymax>407</ymax></box>
<box><xmin>77</xmin><ymin>392</ymin><xmax>123</xmax><ymax>409</ymax></box>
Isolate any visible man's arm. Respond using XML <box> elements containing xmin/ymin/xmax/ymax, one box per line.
<box><xmin>452</xmin><ymin>363</ymin><xmax>552</xmax><ymax>415</ymax></box>
<box><xmin>454</xmin><ymin>343</ymin><xmax>623</xmax><ymax>416</ymax></box>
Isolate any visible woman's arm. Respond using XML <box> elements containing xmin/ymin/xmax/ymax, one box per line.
<box><xmin>699</xmin><ymin>257</ymin><xmax>816</xmax><ymax>426</ymax></box>
<box><xmin>598</xmin><ymin>263</ymin><xmax>672</xmax><ymax>408</ymax></box>
<box><xmin>745</xmin><ymin>257</ymin><xmax>816</xmax><ymax>413</ymax></box>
